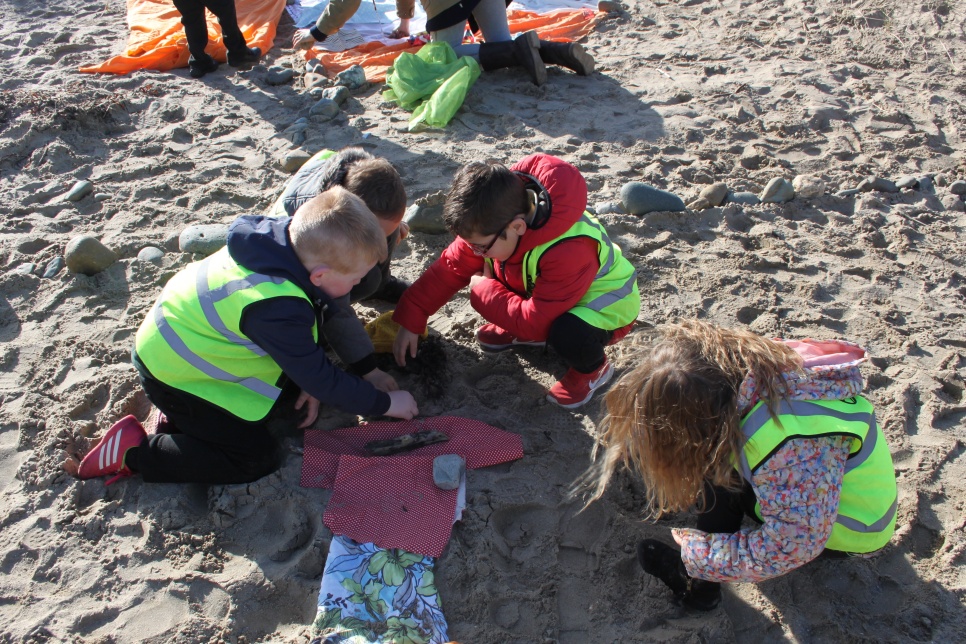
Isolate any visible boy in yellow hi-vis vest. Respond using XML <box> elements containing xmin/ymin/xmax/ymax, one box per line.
<box><xmin>77</xmin><ymin>188</ymin><xmax>418</xmax><ymax>486</ymax></box>
<box><xmin>391</xmin><ymin>154</ymin><xmax>640</xmax><ymax>408</ymax></box>
<box><xmin>581</xmin><ymin>321</ymin><xmax>897</xmax><ymax>610</ymax></box>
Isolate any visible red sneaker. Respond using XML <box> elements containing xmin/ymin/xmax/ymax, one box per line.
<box><xmin>608</xmin><ymin>321</ymin><xmax>636</xmax><ymax>346</ymax></box>
<box><xmin>77</xmin><ymin>415</ymin><xmax>146</xmax><ymax>484</ymax></box>
<box><xmin>547</xmin><ymin>359</ymin><xmax>615</xmax><ymax>409</ymax></box>
<box><xmin>476</xmin><ymin>323</ymin><xmax>546</xmax><ymax>352</ymax></box>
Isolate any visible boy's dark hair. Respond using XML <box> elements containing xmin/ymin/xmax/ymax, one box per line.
<box><xmin>321</xmin><ymin>148</ymin><xmax>407</xmax><ymax>221</ymax></box>
<box><xmin>443</xmin><ymin>161</ymin><xmax>529</xmax><ymax>238</ymax></box>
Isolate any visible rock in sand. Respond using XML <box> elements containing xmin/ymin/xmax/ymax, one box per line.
<box><xmin>941</xmin><ymin>195</ymin><xmax>965</xmax><ymax>212</ymax></box>
<box><xmin>760</xmin><ymin>177</ymin><xmax>795</xmax><ymax>203</ymax></box>
<box><xmin>950</xmin><ymin>180</ymin><xmax>966</xmax><ymax>196</ymax></box>
<box><xmin>280</xmin><ymin>149</ymin><xmax>312</xmax><ymax>172</ymax></box>
<box><xmin>740</xmin><ymin>146</ymin><xmax>765</xmax><ymax>170</ymax></box>
<box><xmin>699</xmin><ymin>182</ymin><xmax>728</xmax><ymax>207</ymax></box>
<box><xmin>727</xmin><ymin>191</ymin><xmax>760</xmax><ymax>205</ymax></box>
<box><xmin>43</xmin><ymin>256</ymin><xmax>65</xmax><ymax>278</ymax></box>
<box><xmin>322</xmin><ymin>85</ymin><xmax>350</xmax><ymax>106</ymax></box>
<box><xmin>179</xmin><ymin>224</ymin><xmax>229</xmax><ymax>256</ymax></box>
<box><xmin>792</xmin><ymin>175</ymin><xmax>826</xmax><ymax>199</ymax></box>
<box><xmin>65</xmin><ymin>235</ymin><xmax>117</xmax><ymax>275</ymax></box>
<box><xmin>266</xmin><ymin>67</ymin><xmax>296</xmax><ymax>86</ymax></box>
<box><xmin>336</xmin><ymin>65</ymin><xmax>367</xmax><ymax>90</ymax></box>
<box><xmin>619</xmin><ymin>181</ymin><xmax>686</xmax><ymax>215</ymax></box>
<box><xmin>64</xmin><ymin>180</ymin><xmax>93</xmax><ymax>202</ymax></box>
<box><xmin>137</xmin><ymin>247</ymin><xmax>164</xmax><ymax>263</ymax></box>
<box><xmin>433</xmin><ymin>455</ymin><xmax>465</xmax><ymax>490</ymax></box>
<box><xmin>895</xmin><ymin>176</ymin><xmax>919</xmax><ymax>190</ymax></box>
<box><xmin>404</xmin><ymin>192</ymin><xmax>448</xmax><ymax>234</ymax></box>
<box><xmin>857</xmin><ymin>176</ymin><xmax>898</xmax><ymax>193</ymax></box>
<box><xmin>309</xmin><ymin>98</ymin><xmax>340</xmax><ymax>120</ymax></box>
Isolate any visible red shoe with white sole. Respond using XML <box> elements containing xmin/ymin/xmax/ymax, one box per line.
<box><xmin>77</xmin><ymin>415</ymin><xmax>146</xmax><ymax>485</ymax></box>
<box><xmin>547</xmin><ymin>359</ymin><xmax>615</xmax><ymax>409</ymax></box>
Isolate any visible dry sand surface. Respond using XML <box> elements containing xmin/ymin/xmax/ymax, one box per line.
<box><xmin>2</xmin><ymin>0</ymin><xmax>966</xmax><ymax>641</ymax></box>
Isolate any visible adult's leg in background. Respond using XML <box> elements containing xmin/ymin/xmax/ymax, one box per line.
<box><xmin>202</xmin><ymin>0</ymin><xmax>247</xmax><ymax>54</ymax></box>
<box><xmin>171</xmin><ymin>0</ymin><xmax>210</xmax><ymax>60</ymax></box>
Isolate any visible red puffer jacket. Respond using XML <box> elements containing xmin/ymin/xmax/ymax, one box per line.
<box><xmin>392</xmin><ymin>154</ymin><xmax>602</xmax><ymax>340</ymax></box>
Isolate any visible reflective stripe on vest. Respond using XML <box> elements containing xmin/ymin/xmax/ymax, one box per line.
<box><xmin>738</xmin><ymin>397</ymin><xmax>897</xmax><ymax>551</ymax></box>
<box><xmin>518</xmin><ymin>212</ymin><xmax>639</xmax><ymax>328</ymax></box>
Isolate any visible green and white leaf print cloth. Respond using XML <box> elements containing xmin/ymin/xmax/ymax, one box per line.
<box><xmin>311</xmin><ymin>536</ymin><xmax>448</xmax><ymax>644</ymax></box>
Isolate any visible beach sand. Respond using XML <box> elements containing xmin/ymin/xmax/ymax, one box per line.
<box><xmin>1</xmin><ymin>0</ymin><xmax>965</xmax><ymax>641</ymax></box>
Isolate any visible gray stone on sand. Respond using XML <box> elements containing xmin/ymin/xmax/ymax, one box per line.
<box><xmin>309</xmin><ymin>98</ymin><xmax>340</xmax><ymax>120</ymax></box>
<box><xmin>727</xmin><ymin>191</ymin><xmax>760</xmax><ymax>205</ymax></box>
<box><xmin>322</xmin><ymin>85</ymin><xmax>350</xmax><ymax>106</ymax></box>
<box><xmin>942</xmin><ymin>195</ymin><xmax>965</xmax><ymax>212</ymax></box>
<box><xmin>433</xmin><ymin>455</ymin><xmax>465</xmax><ymax>490</ymax></box>
<box><xmin>280</xmin><ymin>149</ymin><xmax>312</xmax><ymax>172</ymax></box>
<box><xmin>179</xmin><ymin>224</ymin><xmax>228</xmax><ymax>256</ymax></box>
<box><xmin>760</xmin><ymin>177</ymin><xmax>795</xmax><ymax>203</ymax></box>
<box><xmin>595</xmin><ymin>201</ymin><xmax>626</xmax><ymax>215</ymax></box>
<box><xmin>918</xmin><ymin>176</ymin><xmax>933</xmax><ymax>192</ymax></box>
<box><xmin>740</xmin><ymin>146</ymin><xmax>765</xmax><ymax>170</ymax></box>
<box><xmin>64</xmin><ymin>180</ymin><xmax>93</xmax><ymax>202</ymax></box>
<box><xmin>266</xmin><ymin>66</ymin><xmax>296</xmax><ymax>85</ymax></box>
<box><xmin>835</xmin><ymin>188</ymin><xmax>861</xmax><ymax>198</ymax></box>
<box><xmin>404</xmin><ymin>192</ymin><xmax>448</xmax><ymax>234</ymax></box>
<box><xmin>791</xmin><ymin>175</ymin><xmax>826</xmax><ymax>199</ymax></box>
<box><xmin>137</xmin><ymin>246</ymin><xmax>164</xmax><ymax>263</ymax></box>
<box><xmin>14</xmin><ymin>263</ymin><xmax>35</xmax><ymax>276</ymax></box>
<box><xmin>857</xmin><ymin>176</ymin><xmax>898</xmax><ymax>193</ymax></box>
<box><xmin>598</xmin><ymin>0</ymin><xmax>621</xmax><ymax>12</ymax></box>
<box><xmin>619</xmin><ymin>181</ymin><xmax>686</xmax><ymax>215</ymax></box>
<box><xmin>43</xmin><ymin>256</ymin><xmax>65</xmax><ymax>278</ymax></box>
<box><xmin>336</xmin><ymin>65</ymin><xmax>367</xmax><ymax>90</ymax></box>
<box><xmin>65</xmin><ymin>235</ymin><xmax>118</xmax><ymax>276</ymax></box>
<box><xmin>308</xmin><ymin>87</ymin><xmax>325</xmax><ymax>99</ymax></box>
<box><xmin>304</xmin><ymin>72</ymin><xmax>328</xmax><ymax>90</ymax></box>
<box><xmin>733</xmin><ymin>104</ymin><xmax>754</xmax><ymax>123</ymax></box>
<box><xmin>895</xmin><ymin>176</ymin><xmax>919</xmax><ymax>190</ymax></box>
<box><xmin>950</xmin><ymin>180</ymin><xmax>966</xmax><ymax>196</ymax></box>
<box><xmin>699</xmin><ymin>182</ymin><xmax>728</xmax><ymax>207</ymax></box>
<box><xmin>93</xmin><ymin>193</ymin><xmax>111</xmax><ymax>202</ymax></box>
<box><xmin>687</xmin><ymin>197</ymin><xmax>712</xmax><ymax>211</ymax></box>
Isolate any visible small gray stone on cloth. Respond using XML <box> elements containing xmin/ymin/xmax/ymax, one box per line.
<box><xmin>433</xmin><ymin>455</ymin><xmax>465</xmax><ymax>490</ymax></box>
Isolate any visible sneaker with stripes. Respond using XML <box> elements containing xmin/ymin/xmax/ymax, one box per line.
<box><xmin>77</xmin><ymin>415</ymin><xmax>147</xmax><ymax>485</ymax></box>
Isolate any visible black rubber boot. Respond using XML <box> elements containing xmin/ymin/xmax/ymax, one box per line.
<box><xmin>227</xmin><ymin>46</ymin><xmax>261</xmax><ymax>68</ymax></box>
<box><xmin>478</xmin><ymin>31</ymin><xmax>546</xmax><ymax>86</ymax></box>
<box><xmin>189</xmin><ymin>53</ymin><xmax>220</xmax><ymax>78</ymax></box>
<box><xmin>539</xmin><ymin>40</ymin><xmax>595</xmax><ymax>76</ymax></box>
<box><xmin>637</xmin><ymin>539</ymin><xmax>722</xmax><ymax>611</ymax></box>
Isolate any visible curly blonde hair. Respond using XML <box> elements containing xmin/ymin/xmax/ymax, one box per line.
<box><xmin>579</xmin><ymin>320</ymin><xmax>803</xmax><ymax>517</ymax></box>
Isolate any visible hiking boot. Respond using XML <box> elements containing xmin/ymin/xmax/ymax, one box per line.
<box><xmin>538</xmin><ymin>40</ymin><xmax>595</xmax><ymax>76</ymax></box>
<box><xmin>188</xmin><ymin>53</ymin><xmax>219</xmax><ymax>78</ymax></box>
<box><xmin>636</xmin><ymin>539</ymin><xmax>722</xmax><ymax>611</ymax></box>
<box><xmin>369</xmin><ymin>275</ymin><xmax>410</xmax><ymax>304</ymax></box>
<box><xmin>77</xmin><ymin>415</ymin><xmax>147</xmax><ymax>485</ymax></box>
<box><xmin>547</xmin><ymin>358</ymin><xmax>614</xmax><ymax>408</ymax></box>
<box><xmin>476</xmin><ymin>323</ymin><xmax>546</xmax><ymax>352</ymax></box>
<box><xmin>227</xmin><ymin>46</ymin><xmax>261</xmax><ymax>68</ymax></box>
<box><xmin>478</xmin><ymin>31</ymin><xmax>547</xmax><ymax>86</ymax></box>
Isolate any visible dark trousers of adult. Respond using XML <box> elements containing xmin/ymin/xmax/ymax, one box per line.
<box><xmin>350</xmin><ymin>228</ymin><xmax>401</xmax><ymax>302</ymax></box>
<box><xmin>546</xmin><ymin>312</ymin><xmax>620</xmax><ymax>374</ymax></box>
<box><xmin>171</xmin><ymin>0</ymin><xmax>247</xmax><ymax>61</ymax></box>
<box><xmin>127</xmin><ymin>352</ymin><xmax>281</xmax><ymax>484</ymax></box>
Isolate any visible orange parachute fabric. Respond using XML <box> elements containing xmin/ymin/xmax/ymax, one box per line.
<box><xmin>310</xmin><ymin>8</ymin><xmax>602</xmax><ymax>83</ymax></box>
<box><xmin>80</xmin><ymin>0</ymin><xmax>287</xmax><ymax>74</ymax></box>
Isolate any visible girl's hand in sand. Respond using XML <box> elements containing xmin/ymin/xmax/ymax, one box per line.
<box><xmin>394</xmin><ymin>328</ymin><xmax>420</xmax><ymax>367</ymax></box>
<box><xmin>386</xmin><ymin>390</ymin><xmax>419</xmax><ymax>419</ymax></box>
<box><xmin>398</xmin><ymin>220</ymin><xmax>410</xmax><ymax>241</ymax></box>
<box><xmin>364</xmin><ymin>368</ymin><xmax>399</xmax><ymax>392</ymax></box>
<box><xmin>387</xmin><ymin>18</ymin><xmax>411</xmax><ymax>39</ymax></box>
<box><xmin>292</xmin><ymin>29</ymin><xmax>317</xmax><ymax>49</ymax></box>
<box><xmin>295</xmin><ymin>390</ymin><xmax>320</xmax><ymax>428</ymax></box>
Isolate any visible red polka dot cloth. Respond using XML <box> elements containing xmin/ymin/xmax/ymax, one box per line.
<box><xmin>302</xmin><ymin>416</ymin><xmax>524</xmax><ymax>558</ymax></box>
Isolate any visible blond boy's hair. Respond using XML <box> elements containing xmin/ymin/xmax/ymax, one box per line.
<box><xmin>290</xmin><ymin>186</ymin><xmax>387</xmax><ymax>273</ymax></box>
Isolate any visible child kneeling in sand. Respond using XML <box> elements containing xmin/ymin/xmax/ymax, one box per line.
<box><xmin>77</xmin><ymin>188</ymin><xmax>419</xmax><ymax>485</ymax></box>
<box><xmin>392</xmin><ymin>154</ymin><xmax>640</xmax><ymax>408</ymax></box>
<box><xmin>271</xmin><ymin>148</ymin><xmax>411</xmax><ymax>303</ymax></box>
<box><xmin>582</xmin><ymin>321</ymin><xmax>897</xmax><ymax>609</ymax></box>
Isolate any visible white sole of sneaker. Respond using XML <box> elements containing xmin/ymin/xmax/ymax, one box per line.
<box><xmin>547</xmin><ymin>362</ymin><xmax>615</xmax><ymax>409</ymax></box>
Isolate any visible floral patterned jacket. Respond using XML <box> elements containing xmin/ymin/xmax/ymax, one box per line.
<box><xmin>673</xmin><ymin>340</ymin><xmax>869</xmax><ymax>583</ymax></box>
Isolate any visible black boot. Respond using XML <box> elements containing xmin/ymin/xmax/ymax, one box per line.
<box><xmin>478</xmin><ymin>30</ymin><xmax>546</xmax><ymax>86</ymax></box>
<box><xmin>228</xmin><ymin>46</ymin><xmax>261</xmax><ymax>68</ymax></box>
<box><xmin>636</xmin><ymin>539</ymin><xmax>722</xmax><ymax>611</ymax></box>
<box><xmin>539</xmin><ymin>40</ymin><xmax>595</xmax><ymax>76</ymax></box>
<box><xmin>368</xmin><ymin>275</ymin><xmax>410</xmax><ymax>304</ymax></box>
<box><xmin>189</xmin><ymin>53</ymin><xmax>220</xmax><ymax>78</ymax></box>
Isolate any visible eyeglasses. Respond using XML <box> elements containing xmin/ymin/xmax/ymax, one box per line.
<box><xmin>464</xmin><ymin>217</ymin><xmax>519</xmax><ymax>256</ymax></box>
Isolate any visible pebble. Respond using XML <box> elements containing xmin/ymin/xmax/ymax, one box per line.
<box><xmin>308</xmin><ymin>87</ymin><xmax>325</xmax><ymax>99</ymax></box>
<box><xmin>619</xmin><ymin>181</ymin><xmax>686</xmax><ymax>215</ymax></box>
<box><xmin>14</xmin><ymin>263</ymin><xmax>35</xmax><ymax>276</ymax></box>
<box><xmin>93</xmin><ymin>193</ymin><xmax>111</xmax><ymax>202</ymax></box>
<box><xmin>335</xmin><ymin>65</ymin><xmax>367</xmax><ymax>90</ymax></box>
<box><xmin>595</xmin><ymin>201</ymin><xmax>626</xmax><ymax>215</ymax></box>
<box><xmin>791</xmin><ymin>175</ymin><xmax>825</xmax><ymax>199</ymax></box>
<box><xmin>895</xmin><ymin>176</ymin><xmax>919</xmax><ymax>190</ymax></box>
<box><xmin>687</xmin><ymin>197</ymin><xmax>712</xmax><ymax>210</ymax></box>
<box><xmin>835</xmin><ymin>188</ymin><xmax>861</xmax><ymax>198</ymax></box>
<box><xmin>918</xmin><ymin>176</ymin><xmax>933</xmax><ymax>192</ymax></box>
<box><xmin>941</xmin><ymin>195</ymin><xmax>965</xmax><ymax>212</ymax></box>
<box><xmin>598</xmin><ymin>0</ymin><xmax>621</xmax><ymax>12</ymax></box>
<box><xmin>309</xmin><ymin>98</ymin><xmax>340</xmax><ymax>120</ymax></box>
<box><xmin>857</xmin><ymin>176</ymin><xmax>898</xmax><ymax>193</ymax></box>
<box><xmin>305</xmin><ymin>58</ymin><xmax>325</xmax><ymax>74</ymax></box>
<box><xmin>65</xmin><ymin>235</ymin><xmax>118</xmax><ymax>275</ymax></box>
<box><xmin>403</xmin><ymin>192</ymin><xmax>448</xmax><ymax>234</ymax></box>
<box><xmin>935</xmin><ymin>175</ymin><xmax>948</xmax><ymax>187</ymax></box>
<box><xmin>179</xmin><ymin>224</ymin><xmax>229</xmax><ymax>256</ymax></box>
<box><xmin>699</xmin><ymin>182</ymin><xmax>728</xmax><ymax>207</ymax></box>
<box><xmin>42</xmin><ymin>256</ymin><xmax>65</xmax><ymax>278</ymax></box>
<box><xmin>322</xmin><ymin>85</ymin><xmax>350</xmax><ymax>106</ymax></box>
<box><xmin>950</xmin><ymin>180</ymin><xmax>966</xmax><ymax>195</ymax></box>
<box><xmin>433</xmin><ymin>455</ymin><xmax>465</xmax><ymax>490</ymax></box>
<box><xmin>726</xmin><ymin>191</ymin><xmax>760</xmax><ymax>205</ymax></box>
<box><xmin>760</xmin><ymin>177</ymin><xmax>794</xmax><ymax>203</ymax></box>
<box><xmin>733</xmin><ymin>104</ymin><xmax>753</xmax><ymax>123</ymax></box>
<box><xmin>304</xmin><ymin>72</ymin><xmax>328</xmax><ymax>90</ymax></box>
<box><xmin>137</xmin><ymin>246</ymin><xmax>165</xmax><ymax>263</ymax></box>
<box><xmin>63</xmin><ymin>180</ymin><xmax>93</xmax><ymax>202</ymax></box>
<box><xmin>740</xmin><ymin>145</ymin><xmax>765</xmax><ymax>170</ymax></box>
<box><xmin>266</xmin><ymin>66</ymin><xmax>296</xmax><ymax>85</ymax></box>
<box><xmin>280</xmin><ymin>149</ymin><xmax>312</xmax><ymax>173</ymax></box>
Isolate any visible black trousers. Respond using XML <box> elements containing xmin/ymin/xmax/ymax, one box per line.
<box><xmin>171</xmin><ymin>0</ymin><xmax>247</xmax><ymax>61</ymax></box>
<box><xmin>349</xmin><ymin>228</ymin><xmax>402</xmax><ymax>302</ymax></box>
<box><xmin>547</xmin><ymin>312</ymin><xmax>615</xmax><ymax>374</ymax></box>
<box><xmin>127</xmin><ymin>353</ymin><xmax>281</xmax><ymax>484</ymax></box>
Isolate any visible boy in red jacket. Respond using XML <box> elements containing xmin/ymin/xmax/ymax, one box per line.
<box><xmin>392</xmin><ymin>154</ymin><xmax>640</xmax><ymax>408</ymax></box>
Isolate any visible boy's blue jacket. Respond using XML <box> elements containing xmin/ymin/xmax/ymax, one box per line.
<box><xmin>226</xmin><ymin>215</ymin><xmax>390</xmax><ymax>417</ymax></box>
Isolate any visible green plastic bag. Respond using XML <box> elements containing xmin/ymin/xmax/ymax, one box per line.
<box><xmin>383</xmin><ymin>42</ymin><xmax>481</xmax><ymax>130</ymax></box>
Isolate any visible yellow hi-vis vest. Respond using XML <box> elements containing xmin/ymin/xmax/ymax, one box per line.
<box><xmin>487</xmin><ymin>212</ymin><xmax>640</xmax><ymax>330</ymax></box>
<box><xmin>134</xmin><ymin>247</ymin><xmax>318</xmax><ymax>422</ymax></box>
<box><xmin>737</xmin><ymin>396</ymin><xmax>898</xmax><ymax>553</ymax></box>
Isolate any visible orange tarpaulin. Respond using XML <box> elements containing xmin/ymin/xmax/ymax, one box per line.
<box><xmin>311</xmin><ymin>9</ymin><xmax>602</xmax><ymax>83</ymax></box>
<box><xmin>80</xmin><ymin>0</ymin><xmax>287</xmax><ymax>74</ymax></box>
